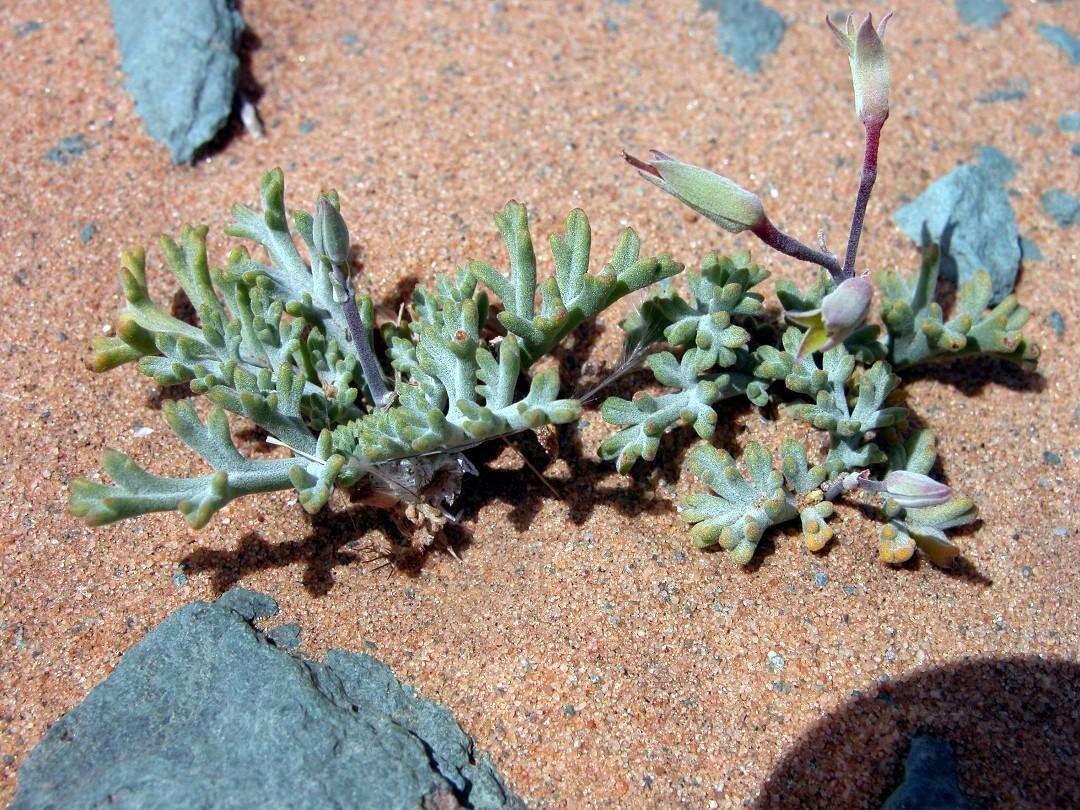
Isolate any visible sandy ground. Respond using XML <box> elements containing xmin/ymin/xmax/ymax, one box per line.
<box><xmin>1</xmin><ymin>0</ymin><xmax>1077</xmax><ymax>806</ymax></box>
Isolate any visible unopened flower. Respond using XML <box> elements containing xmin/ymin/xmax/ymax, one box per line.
<box><xmin>313</xmin><ymin>194</ymin><xmax>351</xmax><ymax>267</ymax></box>
<box><xmin>624</xmin><ymin>150</ymin><xmax>766</xmax><ymax>234</ymax></box>
<box><xmin>858</xmin><ymin>470</ymin><xmax>953</xmax><ymax>509</ymax></box>
<box><xmin>786</xmin><ymin>275</ymin><xmax>873</xmax><ymax>358</ymax></box>
<box><xmin>826</xmin><ymin>12</ymin><xmax>893</xmax><ymax>127</ymax></box>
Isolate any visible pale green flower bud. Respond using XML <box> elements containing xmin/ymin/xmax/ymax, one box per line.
<box><xmin>314</xmin><ymin>194</ymin><xmax>350</xmax><ymax>266</ymax></box>
<box><xmin>786</xmin><ymin>275</ymin><xmax>873</xmax><ymax>357</ymax></box>
<box><xmin>625</xmin><ymin>150</ymin><xmax>766</xmax><ymax>234</ymax></box>
<box><xmin>826</xmin><ymin>12</ymin><xmax>893</xmax><ymax>127</ymax></box>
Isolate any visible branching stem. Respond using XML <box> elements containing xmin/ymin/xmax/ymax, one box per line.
<box><xmin>842</xmin><ymin>120</ymin><xmax>883</xmax><ymax>278</ymax></box>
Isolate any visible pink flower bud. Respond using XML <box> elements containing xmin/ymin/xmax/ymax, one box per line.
<box><xmin>881</xmin><ymin>470</ymin><xmax>953</xmax><ymax>508</ymax></box>
<box><xmin>826</xmin><ymin>12</ymin><xmax>893</xmax><ymax>127</ymax></box>
<box><xmin>625</xmin><ymin>150</ymin><xmax>766</xmax><ymax>234</ymax></box>
<box><xmin>787</xmin><ymin>275</ymin><xmax>873</xmax><ymax>358</ymax></box>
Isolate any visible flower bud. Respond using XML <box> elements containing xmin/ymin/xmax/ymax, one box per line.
<box><xmin>787</xmin><ymin>275</ymin><xmax>873</xmax><ymax>358</ymax></box>
<box><xmin>625</xmin><ymin>150</ymin><xmax>766</xmax><ymax>234</ymax></box>
<box><xmin>880</xmin><ymin>470</ymin><xmax>953</xmax><ymax>508</ymax></box>
<box><xmin>314</xmin><ymin>194</ymin><xmax>350</xmax><ymax>266</ymax></box>
<box><xmin>826</xmin><ymin>12</ymin><xmax>892</xmax><ymax>127</ymax></box>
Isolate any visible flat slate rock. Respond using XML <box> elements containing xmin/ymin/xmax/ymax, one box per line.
<box><xmin>1037</xmin><ymin>23</ymin><xmax>1079</xmax><ymax>65</ymax></box>
<box><xmin>955</xmin><ymin>0</ymin><xmax>1009</xmax><ymax>29</ymax></box>
<box><xmin>882</xmin><ymin>735</ymin><xmax>977</xmax><ymax>809</ymax></box>
<box><xmin>11</xmin><ymin>592</ymin><xmax>524</xmax><ymax>809</ymax></box>
<box><xmin>109</xmin><ymin>0</ymin><xmax>244</xmax><ymax>163</ymax></box>
<box><xmin>700</xmin><ymin>0</ymin><xmax>786</xmax><ymax>74</ymax></box>
<box><xmin>894</xmin><ymin>148</ymin><xmax>1021</xmax><ymax>303</ymax></box>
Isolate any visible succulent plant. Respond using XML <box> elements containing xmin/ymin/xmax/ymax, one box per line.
<box><xmin>73</xmin><ymin>11</ymin><xmax>1041</xmax><ymax>577</ymax></box>
<box><xmin>864</xmin><ymin>430</ymin><xmax>978</xmax><ymax>566</ymax></box>
<box><xmin>72</xmin><ymin>170</ymin><xmax>680</xmax><ymax>553</ymax></box>
<box><xmin>598</xmin><ymin>252</ymin><xmax>768</xmax><ymax>472</ymax></box>
<box><xmin>680</xmin><ymin>440</ymin><xmax>835</xmax><ymax>564</ymax></box>
<box><xmin>616</xmin><ymin>11</ymin><xmax>1038</xmax><ymax>568</ymax></box>
<box><xmin>878</xmin><ymin>244</ymin><xmax>1039</xmax><ymax>370</ymax></box>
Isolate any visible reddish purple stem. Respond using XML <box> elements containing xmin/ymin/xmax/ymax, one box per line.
<box><xmin>751</xmin><ymin>219</ymin><xmax>844</xmax><ymax>281</ymax></box>
<box><xmin>842</xmin><ymin>120</ymin><xmax>882</xmax><ymax>278</ymax></box>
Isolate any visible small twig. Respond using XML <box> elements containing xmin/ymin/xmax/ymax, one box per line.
<box><xmin>238</xmin><ymin>94</ymin><xmax>264</xmax><ymax>140</ymax></box>
<box><xmin>841</xmin><ymin>120</ymin><xmax>882</xmax><ymax>278</ymax></box>
<box><xmin>502</xmin><ymin>436</ymin><xmax>561</xmax><ymax>498</ymax></box>
<box><xmin>265</xmin><ymin>436</ymin><xmax>324</xmax><ymax>465</ymax></box>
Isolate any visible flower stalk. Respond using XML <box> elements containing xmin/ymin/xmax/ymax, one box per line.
<box><xmin>314</xmin><ymin>196</ymin><xmax>394</xmax><ymax>409</ymax></box>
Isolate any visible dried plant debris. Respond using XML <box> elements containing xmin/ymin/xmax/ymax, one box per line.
<box><xmin>73</xmin><ymin>12</ymin><xmax>1043</xmax><ymax>574</ymax></box>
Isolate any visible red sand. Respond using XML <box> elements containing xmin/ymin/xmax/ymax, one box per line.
<box><xmin>1</xmin><ymin>1</ymin><xmax>1077</xmax><ymax>805</ymax></box>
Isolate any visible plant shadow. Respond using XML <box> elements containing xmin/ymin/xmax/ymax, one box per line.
<box><xmin>179</xmin><ymin>504</ymin><xmax>430</xmax><ymax>597</ymax></box>
<box><xmin>755</xmin><ymin>656</ymin><xmax>1079</xmax><ymax>807</ymax></box>
<box><xmin>192</xmin><ymin>20</ymin><xmax>265</xmax><ymax>163</ymax></box>
<box><xmin>904</xmin><ymin>354</ymin><xmax>1045</xmax><ymax>396</ymax></box>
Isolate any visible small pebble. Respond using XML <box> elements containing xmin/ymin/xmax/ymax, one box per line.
<box><xmin>813</xmin><ymin>572</ymin><xmax>829</xmax><ymax>588</ymax></box>
<box><xmin>1047</xmin><ymin>310</ymin><xmax>1065</xmax><ymax>338</ymax></box>
<box><xmin>79</xmin><ymin>223</ymin><xmax>96</xmax><ymax>243</ymax></box>
<box><xmin>1041</xmin><ymin>189</ymin><xmax>1079</xmax><ymax>228</ymax></box>
<box><xmin>766</xmin><ymin>651</ymin><xmax>785</xmax><ymax>672</ymax></box>
<box><xmin>1043</xmin><ymin>451</ymin><xmax>1062</xmax><ymax>465</ymax></box>
<box><xmin>1059</xmin><ymin>111</ymin><xmax>1080</xmax><ymax>133</ymax></box>
<box><xmin>44</xmin><ymin>135</ymin><xmax>89</xmax><ymax>165</ymax></box>
<box><xmin>14</xmin><ymin>21</ymin><xmax>42</xmax><ymax>37</ymax></box>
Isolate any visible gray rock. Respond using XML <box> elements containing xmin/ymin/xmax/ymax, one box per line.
<box><xmin>109</xmin><ymin>0</ymin><xmax>244</xmax><ymax>163</ymax></box>
<box><xmin>974</xmin><ymin>78</ymin><xmax>1028</xmax><ymax>104</ymax></box>
<box><xmin>266</xmin><ymin>622</ymin><xmax>301</xmax><ymax>650</ymax></box>
<box><xmin>215</xmin><ymin>586</ymin><xmax>278</xmax><ymax>620</ymax></box>
<box><xmin>14</xmin><ymin>21</ymin><xmax>42</xmax><ymax>37</ymax></box>
<box><xmin>12</xmin><ymin>593</ymin><xmax>523</xmax><ymax>809</ymax></box>
<box><xmin>700</xmin><ymin>0</ymin><xmax>786</xmax><ymax>74</ymax></box>
<box><xmin>1058</xmin><ymin>111</ymin><xmax>1080</xmax><ymax>132</ymax></box>
<box><xmin>955</xmin><ymin>0</ymin><xmax>1009</xmax><ymax>29</ymax></box>
<box><xmin>43</xmin><ymin>135</ymin><xmax>89</xmax><ymax>165</ymax></box>
<box><xmin>1047</xmin><ymin>310</ymin><xmax>1065</xmax><ymax>338</ymax></box>
<box><xmin>974</xmin><ymin>145</ymin><xmax>1017</xmax><ymax>184</ymax></box>
<box><xmin>894</xmin><ymin>149</ymin><xmax>1022</xmax><ymax>303</ymax></box>
<box><xmin>883</xmin><ymin>735</ymin><xmax>976</xmax><ymax>809</ymax></box>
<box><xmin>1038</xmin><ymin>23</ymin><xmax>1079</xmax><ymax>65</ymax></box>
<box><xmin>1041</xmin><ymin>189</ymin><xmax>1079</xmax><ymax>228</ymax></box>
<box><xmin>1018</xmin><ymin>236</ymin><xmax>1044</xmax><ymax>263</ymax></box>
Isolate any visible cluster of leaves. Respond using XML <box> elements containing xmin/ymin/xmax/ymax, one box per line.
<box><xmin>71</xmin><ymin>173</ymin><xmax>1037</xmax><ymax>571</ymax></box>
<box><xmin>600</xmin><ymin>244</ymin><xmax>1036</xmax><ymax>567</ymax></box>
<box><xmin>73</xmin><ymin>171</ymin><xmax>680</xmax><ymax>538</ymax></box>
<box><xmin>599</xmin><ymin>252</ymin><xmax>769</xmax><ymax>473</ymax></box>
